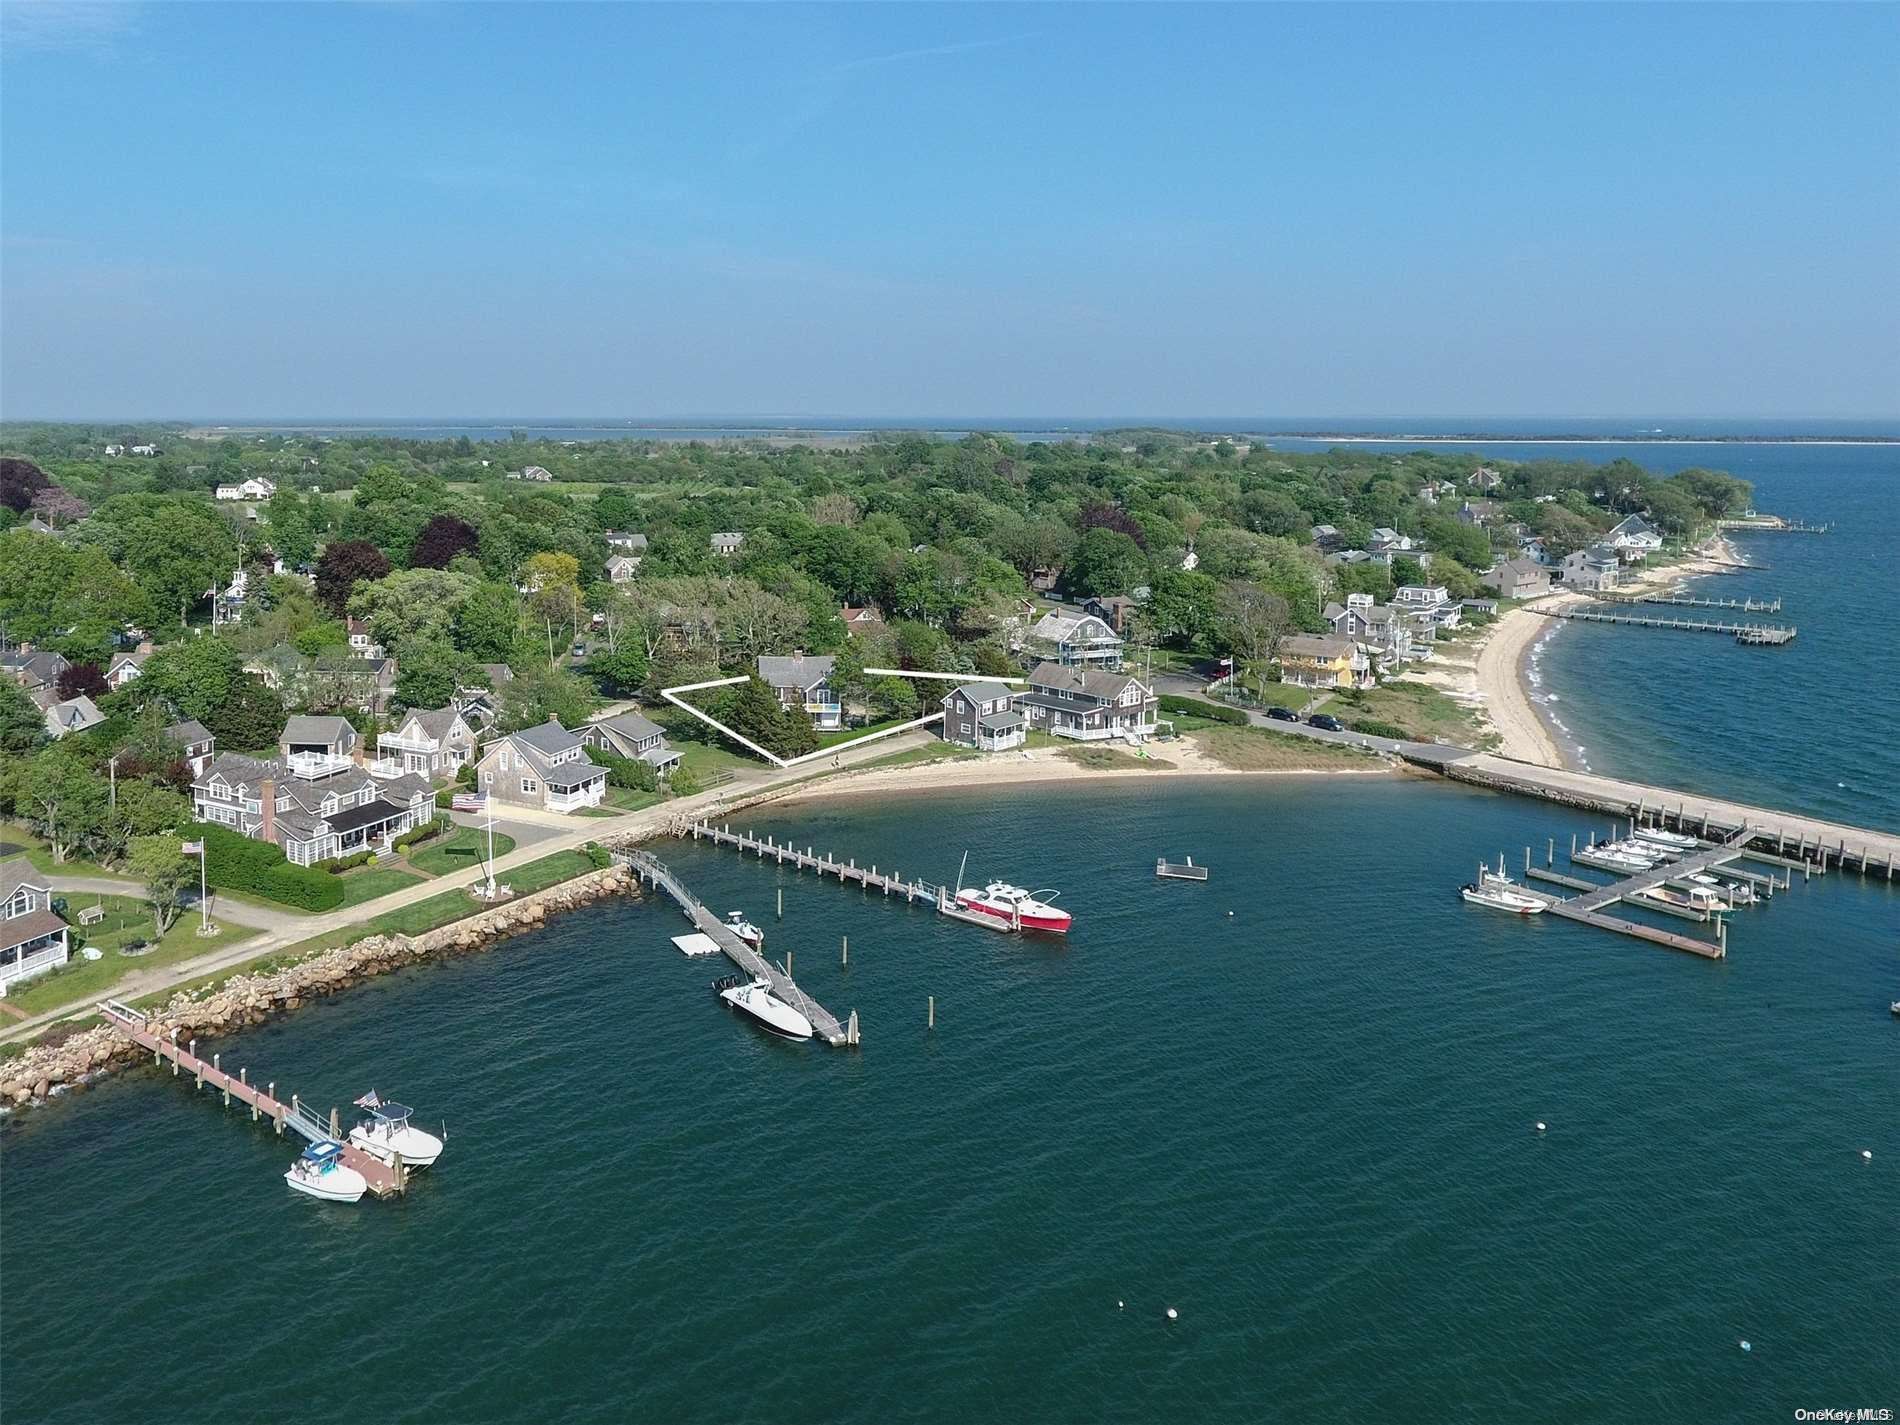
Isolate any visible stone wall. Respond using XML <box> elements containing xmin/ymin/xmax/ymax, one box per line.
<box><xmin>1</xmin><ymin>864</ymin><xmax>638</xmax><ymax>1111</ymax></box>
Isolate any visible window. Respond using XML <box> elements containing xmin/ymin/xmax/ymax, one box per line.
<box><xmin>521</xmin><ymin>778</ymin><xmax>539</xmax><ymax>795</ymax></box>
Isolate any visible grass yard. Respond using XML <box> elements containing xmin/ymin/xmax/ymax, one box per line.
<box><xmin>2</xmin><ymin>827</ymin><xmax>119</xmax><ymax>881</ymax></box>
<box><xmin>857</xmin><ymin>741</ymin><xmax>982</xmax><ymax>770</ymax></box>
<box><xmin>1060</xmin><ymin>745</ymin><xmax>1175</xmax><ymax>771</ymax></box>
<box><xmin>334</xmin><ymin>867</ymin><xmax>428</xmax><ymax>907</ymax></box>
<box><xmin>6</xmin><ymin>900</ymin><xmax>250</xmax><ymax>1018</ymax></box>
<box><xmin>509</xmin><ymin>849</ymin><xmax>599</xmax><ymax>894</ymax></box>
<box><xmin>409</xmin><ymin>826</ymin><xmax>517</xmax><ymax>876</ymax></box>
<box><xmin>1190</xmin><ymin>726</ymin><xmax>1381</xmax><ymax>772</ymax></box>
<box><xmin>1308</xmin><ymin>680</ymin><xmax>1485</xmax><ymax>745</ymax></box>
<box><xmin>814</xmin><ymin>716</ymin><xmax>914</xmax><ymax>750</ymax></box>
<box><xmin>602</xmin><ymin>786</ymin><xmax>664</xmax><ymax>812</ymax></box>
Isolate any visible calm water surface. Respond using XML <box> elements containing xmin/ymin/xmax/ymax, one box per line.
<box><xmin>4</xmin><ymin>780</ymin><xmax>1895</xmax><ymax>1424</ymax></box>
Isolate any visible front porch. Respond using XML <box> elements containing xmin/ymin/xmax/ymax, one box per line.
<box><xmin>0</xmin><ymin>922</ymin><xmax>71</xmax><ymax>995</ymax></box>
<box><xmin>546</xmin><ymin>777</ymin><xmax>608</xmax><ymax>813</ymax></box>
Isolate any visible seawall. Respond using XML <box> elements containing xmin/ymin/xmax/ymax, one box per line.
<box><xmin>1</xmin><ymin>864</ymin><xmax>640</xmax><ymax>1112</ymax></box>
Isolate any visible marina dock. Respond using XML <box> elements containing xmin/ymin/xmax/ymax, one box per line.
<box><xmin>95</xmin><ymin>1000</ymin><xmax>408</xmax><ymax>1196</ymax></box>
<box><xmin>621</xmin><ymin>849</ymin><xmax>858</xmax><ymax>1047</ymax></box>
<box><xmin>1529</xmin><ymin>606</ymin><xmax>1795</xmax><ymax>645</ymax></box>
<box><xmin>1598</xmin><ymin>593</ymin><xmax>1782</xmax><ymax>613</ymax></box>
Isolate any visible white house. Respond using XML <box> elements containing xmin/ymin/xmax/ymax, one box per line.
<box><xmin>711</xmin><ymin>531</ymin><xmax>745</xmax><ymax>556</ymax></box>
<box><xmin>607</xmin><ymin>554</ymin><xmax>641</xmax><ymax>583</ymax></box>
<box><xmin>105</xmin><ymin>643</ymin><xmax>153</xmax><ymax>688</ymax></box>
<box><xmin>1604</xmin><ymin>514</ymin><xmax>1665</xmax><ymax>563</ymax></box>
<box><xmin>1559</xmin><ymin>546</ymin><xmax>1623</xmax><ymax>592</ymax></box>
<box><xmin>378</xmin><ymin>705</ymin><xmax>477</xmax><ymax>777</ymax></box>
<box><xmin>1026</xmin><ymin>610</ymin><xmax>1124</xmax><ymax>669</ymax></box>
<box><xmin>0</xmin><ymin>863</ymin><xmax>70</xmax><ymax>994</ymax></box>
<box><xmin>215</xmin><ymin>477</ymin><xmax>277</xmax><ymax>501</ymax></box>
<box><xmin>130</xmin><ymin>443</ymin><xmax>159</xmax><ymax>456</ymax></box>
<box><xmin>604</xmin><ymin>531</ymin><xmax>648</xmax><ymax>553</ymax></box>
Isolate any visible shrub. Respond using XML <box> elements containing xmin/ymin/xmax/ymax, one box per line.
<box><xmin>1348</xmin><ymin>719</ymin><xmax>1410</xmax><ymax>740</ymax></box>
<box><xmin>393</xmin><ymin>817</ymin><xmax>451</xmax><ymax>852</ymax></box>
<box><xmin>321</xmin><ymin>850</ymin><xmax>374</xmax><ymax>874</ymax></box>
<box><xmin>190</xmin><ymin>823</ymin><xmax>345</xmax><ymax>911</ymax></box>
<box><xmin>435</xmin><ymin>788</ymin><xmax>455</xmax><ymax>810</ymax></box>
<box><xmin>595</xmin><ymin>750</ymin><xmax>659</xmax><ymax>792</ymax></box>
<box><xmin>1159</xmin><ymin>693</ymin><xmax>1247</xmax><ymax>727</ymax></box>
<box><xmin>584</xmin><ymin>844</ymin><xmax>612</xmax><ymax>870</ymax></box>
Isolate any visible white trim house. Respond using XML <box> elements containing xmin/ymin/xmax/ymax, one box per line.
<box><xmin>0</xmin><ymin>863</ymin><xmax>70</xmax><ymax>994</ymax></box>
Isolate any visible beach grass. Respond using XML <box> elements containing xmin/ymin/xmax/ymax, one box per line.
<box><xmin>1190</xmin><ymin>726</ymin><xmax>1378</xmax><ymax>771</ymax></box>
<box><xmin>1311</xmin><ymin>680</ymin><xmax>1485</xmax><ymax>745</ymax></box>
<box><xmin>1059</xmin><ymin>745</ymin><xmax>1175</xmax><ymax>771</ymax></box>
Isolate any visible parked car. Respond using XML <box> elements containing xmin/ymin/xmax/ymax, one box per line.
<box><xmin>570</xmin><ymin>641</ymin><xmax>587</xmax><ymax>658</ymax></box>
<box><xmin>451</xmin><ymin>792</ymin><xmax>488</xmax><ymax>813</ymax></box>
<box><xmin>1306</xmin><ymin>713</ymin><xmax>1345</xmax><ymax>732</ymax></box>
<box><xmin>1265</xmin><ymin>706</ymin><xmax>1299</xmax><ymax>722</ymax></box>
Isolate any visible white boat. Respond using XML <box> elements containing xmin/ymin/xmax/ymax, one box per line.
<box><xmin>1680</xmin><ymin>872</ymin><xmax>1754</xmax><ymax>903</ymax></box>
<box><xmin>1635</xmin><ymin>884</ymin><xmax>1730</xmax><ymax>915</ymax></box>
<box><xmin>284</xmin><ymin>1141</ymin><xmax>367</xmax><ymax>1203</ymax></box>
<box><xmin>953</xmin><ymin>881</ymin><xmax>1073</xmax><ymax>933</ymax></box>
<box><xmin>715</xmin><ymin>974</ymin><xmax>813</xmax><ymax>1040</ymax></box>
<box><xmin>1605</xmin><ymin>839</ymin><xmax>1673</xmax><ymax>864</ymax></box>
<box><xmin>1579</xmin><ymin>846</ymin><xmax>1658</xmax><ymax>873</ymax></box>
<box><xmin>348</xmin><ymin>1092</ymin><xmax>443</xmax><ymax>1168</ymax></box>
<box><xmin>1460</xmin><ymin>876</ymin><xmax>1547</xmax><ymax>915</ymax></box>
<box><xmin>724</xmin><ymin>911</ymin><xmax>764</xmax><ymax>949</ymax></box>
<box><xmin>1633</xmin><ymin>826</ymin><xmax>1702</xmax><ymax>851</ymax></box>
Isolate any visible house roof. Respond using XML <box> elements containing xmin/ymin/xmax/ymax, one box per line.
<box><xmin>167</xmin><ymin>718</ymin><xmax>213</xmax><ymax>746</ymax></box>
<box><xmin>0</xmin><ymin>860</ymin><xmax>50</xmax><ymax>904</ymax></box>
<box><xmin>977</xmin><ymin>711</ymin><xmax>1025</xmax><ymax>732</ymax></box>
<box><xmin>47</xmin><ymin>695</ymin><xmax>104</xmax><ymax>731</ymax></box>
<box><xmin>1029</xmin><ymin>610</ymin><xmax>1120</xmax><ymax>644</ymax></box>
<box><xmin>1496</xmin><ymin>557</ymin><xmax>1548</xmax><ymax>579</ymax></box>
<box><xmin>1607</xmin><ymin>514</ymin><xmax>1660</xmax><ymax>539</ymax></box>
<box><xmin>1026</xmin><ymin>661</ymin><xmax>1142</xmax><ymax>700</ymax></box>
<box><xmin>756</xmin><ymin>653</ymin><xmax>835</xmax><ymax>689</ymax></box>
<box><xmin>606</xmin><ymin>554</ymin><xmax>639</xmax><ymax>572</ymax></box>
<box><xmin>950</xmin><ymin>681</ymin><xmax>1015</xmax><ymax>705</ymax></box>
<box><xmin>604</xmin><ymin>530</ymin><xmax>649</xmax><ymax>549</ymax></box>
<box><xmin>510</xmin><ymin>718</ymin><xmax>581</xmax><ymax>757</ymax></box>
<box><xmin>0</xmin><ymin>908</ymin><xmax>67</xmax><ymax>954</ymax></box>
<box><xmin>282</xmin><ymin>714</ymin><xmax>355</xmax><ymax>747</ymax></box>
<box><xmin>326</xmin><ymin>798</ymin><xmax>411</xmax><ymax>835</ymax></box>
<box><xmin>1280</xmin><ymin>634</ymin><xmax>1356</xmax><ymax>661</ymax></box>
<box><xmin>592</xmin><ymin>710</ymin><xmax>666</xmax><ymax>743</ymax></box>
<box><xmin>399</xmin><ymin>706</ymin><xmax>465</xmax><ymax>742</ymax></box>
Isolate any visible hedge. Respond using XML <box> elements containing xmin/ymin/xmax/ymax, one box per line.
<box><xmin>321</xmin><ymin>850</ymin><xmax>374</xmax><ymax>874</ymax></box>
<box><xmin>1348</xmin><ymin>719</ymin><xmax>1410</xmax><ymax>741</ymax></box>
<box><xmin>393</xmin><ymin>816</ymin><xmax>451</xmax><ymax>853</ymax></box>
<box><xmin>1158</xmin><ymin>693</ymin><xmax>1248</xmax><ymax>727</ymax></box>
<box><xmin>190</xmin><ymin>823</ymin><xmax>345</xmax><ymax>911</ymax></box>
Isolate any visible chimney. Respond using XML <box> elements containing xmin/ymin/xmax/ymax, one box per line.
<box><xmin>260</xmin><ymin>779</ymin><xmax>277</xmax><ymax>844</ymax></box>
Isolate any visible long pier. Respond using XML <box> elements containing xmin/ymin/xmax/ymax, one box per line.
<box><xmin>1598</xmin><ymin>593</ymin><xmax>1782</xmax><ymax>613</ymax></box>
<box><xmin>1528</xmin><ymin>605</ymin><xmax>1795</xmax><ymax>645</ymax></box>
<box><xmin>621</xmin><ymin>849</ymin><xmax>858</xmax><ymax>1047</ymax></box>
<box><xmin>95</xmin><ymin>1000</ymin><xmax>407</xmax><ymax>1197</ymax></box>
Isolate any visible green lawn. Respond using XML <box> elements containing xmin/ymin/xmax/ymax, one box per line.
<box><xmin>6</xmin><ymin>901</ymin><xmax>251</xmax><ymax>1018</ymax></box>
<box><xmin>858</xmin><ymin>742</ymin><xmax>981</xmax><ymax>770</ymax></box>
<box><xmin>1308</xmin><ymin>680</ymin><xmax>1487</xmax><ymax>746</ymax></box>
<box><xmin>1</xmin><ymin>827</ymin><xmax>119</xmax><ymax>881</ymax></box>
<box><xmin>814</xmin><ymin>716</ymin><xmax>913</xmax><ymax>749</ymax></box>
<box><xmin>602</xmin><ymin>786</ymin><xmax>664</xmax><ymax>812</ymax></box>
<box><xmin>509</xmin><ymin>849</ymin><xmax>598</xmax><ymax>894</ymax></box>
<box><xmin>334</xmin><ymin>867</ymin><xmax>427</xmax><ymax>906</ymax></box>
<box><xmin>409</xmin><ymin>826</ymin><xmax>517</xmax><ymax>876</ymax></box>
<box><xmin>361</xmin><ymin>849</ymin><xmax>599</xmax><ymax>937</ymax></box>
<box><xmin>1190</xmin><ymin>726</ymin><xmax>1381</xmax><ymax>771</ymax></box>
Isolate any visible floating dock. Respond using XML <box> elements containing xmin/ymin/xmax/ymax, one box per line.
<box><xmin>96</xmin><ymin>1000</ymin><xmax>408</xmax><ymax>1197</ymax></box>
<box><xmin>1156</xmin><ymin>857</ymin><xmax>1209</xmax><ymax>881</ymax></box>
<box><xmin>621</xmin><ymin>849</ymin><xmax>858</xmax><ymax>1047</ymax></box>
<box><xmin>1532</xmin><ymin>606</ymin><xmax>1795</xmax><ymax>645</ymax></box>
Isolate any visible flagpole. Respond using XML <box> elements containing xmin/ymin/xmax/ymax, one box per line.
<box><xmin>199</xmin><ymin>845</ymin><xmax>208</xmax><ymax>932</ymax></box>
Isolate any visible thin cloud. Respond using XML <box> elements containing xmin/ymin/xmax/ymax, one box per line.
<box><xmin>834</xmin><ymin>32</ymin><xmax>1041</xmax><ymax>75</ymax></box>
<box><xmin>0</xmin><ymin>1</ymin><xmax>143</xmax><ymax>55</ymax></box>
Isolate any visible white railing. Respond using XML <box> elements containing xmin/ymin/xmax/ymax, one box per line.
<box><xmin>284</xmin><ymin>751</ymin><xmax>353</xmax><ymax>779</ymax></box>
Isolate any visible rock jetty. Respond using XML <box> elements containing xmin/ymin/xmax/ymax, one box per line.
<box><xmin>1</xmin><ymin>864</ymin><xmax>637</xmax><ymax>1111</ymax></box>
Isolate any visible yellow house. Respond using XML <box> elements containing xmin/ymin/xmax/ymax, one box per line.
<box><xmin>1277</xmin><ymin>634</ymin><xmax>1373</xmax><ymax>690</ymax></box>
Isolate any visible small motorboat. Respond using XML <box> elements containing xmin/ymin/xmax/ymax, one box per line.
<box><xmin>714</xmin><ymin>974</ymin><xmax>813</xmax><ymax>1041</ymax></box>
<box><xmin>284</xmin><ymin>1141</ymin><xmax>367</xmax><ymax>1203</ymax></box>
<box><xmin>1635</xmin><ymin>884</ymin><xmax>1730</xmax><ymax>915</ymax></box>
<box><xmin>953</xmin><ymin>881</ymin><xmax>1072</xmax><ymax>933</ymax></box>
<box><xmin>1890</xmin><ymin>1001</ymin><xmax>1899</xmax><ymax>1018</ymax></box>
<box><xmin>724</xmin><ymin>911</ymin><xmax>764</xmax><ymax>949</ymax></box>
<box><xmin>348</xmin><ymin>1091</ymin><xmax>444</xmax><ymax>1168</ymax></box>
<box><xmin>1680</xmin><ymin>871</ymin><xmax>1754</xmax><ymax>903</ymax></box>
<box><xmin>1460</xmin><ymin>876</ymin><xmax>1546</xmax><ymax>915</ymax></box>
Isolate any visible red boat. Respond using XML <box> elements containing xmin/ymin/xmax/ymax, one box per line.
<box><xmin>954</xmin><ymin>881</ymin><xmax>1072</xmax><ymax>933</ymax></box>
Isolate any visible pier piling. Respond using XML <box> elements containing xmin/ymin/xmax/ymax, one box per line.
<box><xmin>841</xmin><ymin>935</ymin><xmax>848</xmax><ymax>966</ymax></box>
<box><xmin>928</xmin><ymin>995</ymin><xmax>935</xmax><ymax>1029</ymax></box>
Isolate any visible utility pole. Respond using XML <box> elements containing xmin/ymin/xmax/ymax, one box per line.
<box><xmin>108</xmin><ymin>754</ymin><xmax>119</xmax><ymax>810</ymax></box>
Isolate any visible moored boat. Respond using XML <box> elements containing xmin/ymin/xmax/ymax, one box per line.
<box><xmin>714</xmin><ymin>974</ymin><xmax>813</xmax><ymax>1040</ymax></box>
<box><xmin>1460</xmin><ymin>875</ymin><xmax>1547</xmax><ymax>915</ymax></box>
<box><xmin>953</xmin><ymin>881</ymin><xmax>1073</xmax><ymax>933</ymax></box>
<box><xmin>284</xmin><ymin>1141</ymin><xmax>367</xmax><ymax>1203</ymax></box>
<box><xmin>348</xmin><ymin>1091</ymin><xmax>444</xmax><ymax>1168</ymax></box>
<box><xmin>1633</xmin><ymin>826</ymin><xmax>1703</xmax><ymax>852</ymax></box>
<box><xmin>724</xmin><ymin>911</ymin><xmax>764</xmax><ymax>949</ymax></box>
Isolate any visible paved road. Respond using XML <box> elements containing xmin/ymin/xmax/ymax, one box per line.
<box><xmin>0</xmin><ymin>727</ymin><xmax>934</xmax><ymax>1047</ymax></box>
<box><xmin>33</xmin><ymin>872</ymin><xmax>312</xmax><ymax>934</ymax></box>
<box><xmin>1149</xmin><ymin>671</ymin><xmax>1453</xmax><ymax>764</ymax></box>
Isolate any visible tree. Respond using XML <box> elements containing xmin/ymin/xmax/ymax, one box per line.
<box><xmin>393</xmin><ymin>644</ymin><xmax>468</xmax><ymax>710</ymax></box>
<box><xmin>1065</xmin><ymin>527</ymin><xmax>1148</xmax><ymax>598</ymax></box>
<box><xmin>348</xmin><ymin>568</ymin><xmax>477</xmax><ymax>661</ymax></box>
<box><xmin>1147</xmin><ymin>568</ymin><xmax>1221</xmax><ymax>649</ymax></box>
<box><xmin>205</xmin><ymin>673</ymin><xmax>285</xmax><ymax>752</ymax></box>
<box><xmin>135</xmin><ymin>637</ymin><xmax>243</xmax><ymax>723</ymax></box>
<box><xmin>126</xmin><ymin>835</ymin><xmax>194</xmax><ymax>936</ymax></box>
<box><xmin>0</xmin><ymin>456</ymin><xmax>51</xmax><ymax>513</ymax></box>
<box><xmin>1217</xmin><ymin>582</ymin><xmax>1292</xmax><ymax>674</ymax></box>
<box><xmin>315</xmin><ymin>539</ymin><xmax>391</xmax><ymax>616</ymax></box>
<box><xmin>19</xmin><ymin>746</ymin><xmax>108</xmax><ymax>863</ymax></box>
<box><xmin>114</xmin><ymin>782</ymin><xmax>193</xmax><ymax>837</ymax></box>
<box><xmin>500</xmin><ymin>665</ymin><xmax>596</xmax><ymax>731</ymax></box>
<box><xmin>452</xmin><ymin>582</ymin><xmax>524</xmax><ymax>662</ymax></box>
<box><xmin>266</xmin><ymin>491</ymin><xmax>318</xmax><ymax>569</ymax></box>
<box><xmin>56</xmin><ymin>663</ymin><xmax>109</xmax><ymax>701</ymax></box>
<box><xmin>710</xmin><ymin>676</ymin><xmax>818</xmax><ymax>759</ymax></box>
<box><xmin>73</xmin><ymin>495</ymin><xmax>227</xmax><ymax>628</ymax></box>
<box><xmin>410</xmin><ymin>514</ymin><xmax>480</xmax><ymax>569</ymax></box>
<box><xmin>0</xmin><ymin>679</ymin><xmax>44</xmax><ymax>755</ymax></box>
<box><xmin>869</xmin><ymin>675</ymin><xmax>920</xmax><ymax>722</ymax></box>
<box><xmin>588</xmin><ymin>644</ymin><xmax>650</xmax><ymax>696</ymax></box>
<box><xmin>0</xmin><ymin>530</ymin><xmax>154</xmax><ymax>649</ymax></box>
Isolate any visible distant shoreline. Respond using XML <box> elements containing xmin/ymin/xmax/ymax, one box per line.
<box><xmin>1262</xmin><ymin>434</ymin><xmax>1898</xmax><ymax>446</ymax></box>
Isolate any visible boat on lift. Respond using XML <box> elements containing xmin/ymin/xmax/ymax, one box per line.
<box><xmin>714</xmin><ymin>973</ymin><xmax>813</xmax><ymax>1040</ymax></box>
<box><xmin>348</xmin><ymin>1091</ymin><xmax>444</xmax><ymax>1168</ymax></box>
<box><xmin>724</xmin><ymin>911</ymin><xmax>764</xmax><ymax>949</ymax></box>
<box><xmin>1459</xmin><ymin>874</ymin><xmax>1547</xmax><ymax>915</ymax></box>
<box><xmin>284</xmin><ymin>1141</ymin><xmax>367</xmax><ymax>1203</ymax></box>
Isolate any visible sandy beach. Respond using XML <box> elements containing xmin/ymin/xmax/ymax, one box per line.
<box><xmin>1464</xmin><ymin>536</ymin><xmax>1749</xmax><ymax>768</ymax></box>
<box><xmin>765</xmin><ymin>736</ymin><xmax>1395</xmax><ymax>806</ymax></box>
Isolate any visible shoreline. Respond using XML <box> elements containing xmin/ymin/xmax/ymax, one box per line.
<box><xmin>1457</xmin><ymin>535</ymin><xmax>1749</xmax><ymax>770</ymax></box>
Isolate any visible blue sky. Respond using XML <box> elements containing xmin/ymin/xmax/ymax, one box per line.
<box><xmin>2</xmin><ymin>1</ymin><xmax>1895</xmax><ymax>420</ymax></box>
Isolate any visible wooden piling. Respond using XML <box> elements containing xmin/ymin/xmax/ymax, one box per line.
<box><xmin>841</xmin><ymin>935</ymin><xmax>848</xmax><ymax>966</ymax></box>
<box><xmin>270</xmin><ymin>1083</ymin><xmax>280</xmax><ymax>1133</ymax></box>
<box><xmin>928</xmin><ymin>995</ymin><xmax>935</xmax><ymax>1029</ymax></box>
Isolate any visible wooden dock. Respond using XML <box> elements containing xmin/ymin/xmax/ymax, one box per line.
<box><xmin>1598</xmin><ymin>593</ymin><xmax>1782</xmax><ymax>613</ymax></box>
<box><xmin>1531</xmin><ymin>606</ymin><xmax>1795</xmax><ymax>645</ymax></box>
<box><xmin>95</xmin><ymin>1000</ymin><xmax>408</xmax><ymax>1197</ymax></box>
<box><xmin>621</xmin><ymin>849</ymin><xmax>858</xmax><ymax>1047</ymax></box>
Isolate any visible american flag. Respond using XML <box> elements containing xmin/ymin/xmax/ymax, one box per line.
<box><xmin>180</xmin><ymin>840</ymin><xmax>204</xmax><ymax>854</ymax></box>
<box><xmin>354</xmin><ymin>1090</ymin><xmax>383</xmax><ymax>1110</ymax></box>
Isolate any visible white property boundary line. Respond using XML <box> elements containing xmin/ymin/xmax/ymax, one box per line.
<box><xmin>660</xmin><ymin>668</ymin><xmax>1030</xmax><ymax>770</ymax></box>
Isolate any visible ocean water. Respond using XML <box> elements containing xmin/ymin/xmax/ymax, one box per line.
<box><xmin>3</xmin><ymin>779</ymin><xmax>1895</xmax><ymax>1424</ymax></box>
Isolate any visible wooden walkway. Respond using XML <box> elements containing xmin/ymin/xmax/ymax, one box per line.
<box><xmin>1599</xmin><ymin>593</ymin><xmax>1781</xmax><ymax>613</ymax></box>
<box><xmin>1531</xmin><ymin>606</ymin><xmax>1795</xmax><ymax>644</ymax></box>
<box><xmin>685</xmin><ymin>821</ymin><xmax>942</xmax><ymax>903</ymax></box>
<box><xmin>620</xmin><ymin>850</ymin><xmax>857</xmax><ymax>1047</ymax></box>
<box><xmin>96</xmin><ymin>1001</ymin><xmax>407</xmax><ymax>1196</ymax></box>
